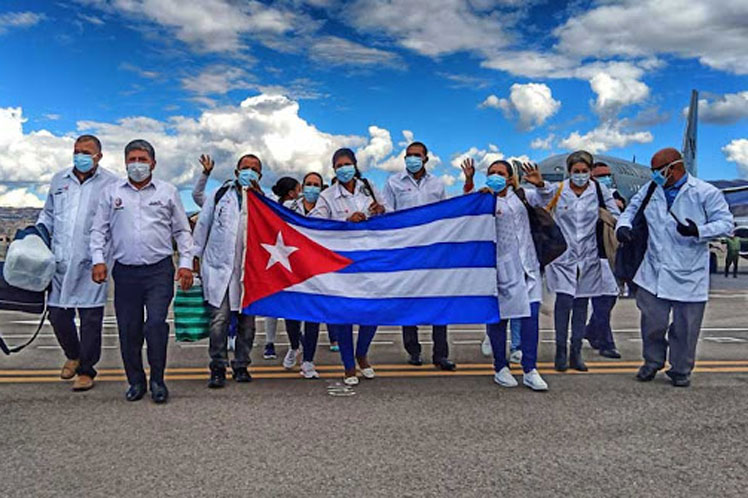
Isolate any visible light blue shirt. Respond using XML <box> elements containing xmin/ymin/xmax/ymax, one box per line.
<box><xmin>90</xmin><ymin>178</ymin><xmax>194</xmax><ymax>269</ymax></box>
<box><xmin>381</xmin><ymin>170</ymin><xmax>447</xmax><ymax>211</ymax></box>
<box><xmin>37</xmin><ymin>166</ymin><xmax>118</xmax><ymax>307</ymax></box>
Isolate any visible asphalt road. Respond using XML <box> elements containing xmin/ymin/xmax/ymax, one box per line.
<box><xmin>2</xmin><ymin>277</ymin><xmax>748</xmax><ymax>497</ymax></box>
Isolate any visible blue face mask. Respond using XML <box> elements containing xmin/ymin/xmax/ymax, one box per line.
<box><xmin>73</xmin><ymin>153</ymin><xmax>94</xmax><ymax>173</ymax></box>
<box><xmin>127</xmin><ymin>162</ymin><xmax>151</xmax><ymax>183</ymax></box>
<box><xmin>651</xmin><ymin>166</ymin><xmax>670</xmax><ymax>187</ymax></box>
<box><xmin>237</xmin><ymin>168</ymin><xmax>259</xmax><ymax>187</ymax></box>
<box><xmin>405</xmin><ymin>156</ymin><xmax>423</xmax><ymax>174</ymax></box>
<box><xmin>485</xmin><ymin>174</ymin><xmax>507</xmax><ymax>193</ymax></box>
<box><xmin>335</xmin><ymin>164</ymin><xmax>356</xmax><ymax>184</ymax></box>
<box><xmin>597</xmin><ymin>175</ymin><xmax>613</xmax><ymax>188</ymax></box>
<box><xmin>571</xmin><ymin>172</ymin><xmax>590</xmax><ymax>187</ymax></box>
<box><xmin>303</xmin><ymin>185</ymin><xmax>321</xmax><ymax>203</ymax></box>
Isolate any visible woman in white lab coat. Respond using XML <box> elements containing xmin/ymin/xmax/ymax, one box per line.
<box><xmin>544</xmin><ymin>151</ymin><xmax>620</xmax><ymax>372</ymax></box>
<box><xmin>309</xmin><ymin>148</ymin><xmax>388</xmax><ymax>386</ymax></box>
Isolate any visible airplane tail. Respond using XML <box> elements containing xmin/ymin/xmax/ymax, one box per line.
<box><xmin>682</xmin><ymin>89</ymin><xmax>698</xmax><ymax>177</ymax></box>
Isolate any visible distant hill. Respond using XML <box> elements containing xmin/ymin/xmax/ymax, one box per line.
<box><xmin>0</xmin><ymin>207</ymin><xmax>42</xmax><ymax>238</ymax></box>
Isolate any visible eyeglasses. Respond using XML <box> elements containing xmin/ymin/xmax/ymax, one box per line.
<box><xmin>652</xmin><ymin>159</ymin><xmax>683</xmax><ymax>172</ymax></box>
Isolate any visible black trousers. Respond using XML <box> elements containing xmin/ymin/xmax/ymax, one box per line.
<box><xmin>402</xmin><ymin>325</ymin><xmax>449</xmax><ymax>361</ymax></box>
<box><xmin>725</xmin><ymin>255</ymin><xmax>739</xmax><ymax>277</ymax></box>
<box><xmin>48</xmin><ymin>306</ymin><xmax>104</xmax><ymax>378</ymax></box>
<box><xmin>112</xmin><ymin>257</ymin><xmax>174</xmax><ymax>386</ymax></box>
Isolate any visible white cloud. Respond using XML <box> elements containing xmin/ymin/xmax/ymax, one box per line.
<box><xmin>0</xmin><ymin>186</ymin><xmax>44</xmax><ymax>208</ymax></box>
<box><xmin>723</xmin><ymin>139</ymin><xmax>748</xmax><ymax>178</ymax></box>
<box><xmin>375</xmin><ymin>130</ymin><xmax>443</xmax><ymax>173</ymax></box>
<box><xmin>697</xmin><ymin>92</ymin><xmax>748</xmax><ymax>125</ymax></box>
<box><xmin>589</xmin><ymin>72</ymin><xmax>649</xmax><ymax>117</ymax></box>
<box><xmin>481</xmin><ymin>83</ymin><xmax>561</xmax><ymax>130</ymax></box>
<box><xmin>440</xmin><ymin>174</ymin><xmax>458</xmax><ymax>187</ymax></box>
<box><xmin>355</xmin><ymin>126</ymin><xmax>394</xmax><ymax>169</ymax></box>
<box><xmin>559</xmin><ymin>121</ymin><xmax>653</xmax><ymax>154</ymax></box>
<box><xmin>0</xmin><ymin>11</ymin><xmax>45</xmax><ymax>34</ymax></box>
<box><xmin>531</xmin><ymin>134</ymin><xmax>555</xmax><ymax>150</ymax></box>
<box><xmin>309</xmin><ymin>36</ymin><xmax>402</xmax><ymax>67</ymax></box>
<box><xmin>119</xmin><ymin>62</ymin><xmax>161</xmax><ymax>80</ymax></box>
<box><xmin>450</xmin><ymin>145</ymin><xmax>505</xmax><ymax>172</ymax></box>
<box><xmin>181</xmin><ymin>66</ymin><xmax>254</xmax><ymax>96</ymax></box>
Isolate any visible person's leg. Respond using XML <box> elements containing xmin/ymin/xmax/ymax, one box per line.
<box><xmin>569</xmin><ymin>297</ymin><xmax>590</xmax><ymax>370</ymax></box>
<box><xmin>554</xmin><ymin>293</ymin><xmax>573</xmax><ymax>370</ymax></box>
<box><xmin>331</xmin><ymin>324</ymin><xmax>355</xmax><ymax>372</ymax></box>
<box><xmin>635</xmin><ymin>287</ymin><xmax>671</xmax><ymax>373</ymax></box>
<box><xmin>143</xmin><ymin>259</ymin><xmax>175</xmax><ymax>386</ymax></box>
<box><xmin>520</xmin><ymin>302</ymin><xmax>540</xmax><ymax>373</ymax></box>
<box><xmin>584</xmin><ymin>296</ymin><xmax>601</xmax><ymax>350</ymax></box>
<box><xmin>401</xmin><ymin>326</ymin><xmax>421</xmax><ymax>357</ymax></box>
<box><xmin>302</xmin><ymin>322</ymin><xmax>320</xmax><ymax>363</ymax></box>
<box><xmin>725</xmin><ymin>256</ymin><xmax>731</xmax><ymax>278</ymax></box>
<box><xmin>208</xmin><ymin>293</ymin><xmax>231</xmax><ymax>372</ymax></box>
<box><xmin>327</xmin><ymin>324</ymin><xmax>337</xmax><ymax>346</ymax></box>
<box><xmin>597</xmin><ymin>296</ymin><xmax>618</xmax><ymax>351</ymax></box>
<box><xmin>285</xmin><ymin>319</ymin><xmax>302</xmax><ymax>350</ymax></box>
<box><xmin>265</xmin><ymin>317</ymin><xmax>277</xmax><ymax>345</ymax></box>
<box><xmin>112</xmin><ymin>264</ymin><xmax>146</xmax><ymax>387</ymax></box>
<box><xmin>77</xmin><ymin>307</ymin><xmax>104</xmax><ymax>378</ymax></box>
<box><xmin>48</xmin><ymin>306</ymin><xmax>80</xmax><ymax>364</ymax></box>
<box><xmin>509</xmin><ymin>319</ymin><xmax>521</xmax><ymax>353</ymax></box>
<box><xmin>431</xmin><ymin>325</ymin><xmax>449</xmax><ymax>363</ymax></box>
<box><xmin>232</xmin><ymin>313</ymin><xmax>255</xmax><ymax>375</ymax></box>
<box><xmin>355</xmin><ymin>325</ymin><xmax>378</xmax><ymax>364</ymax></box>
<box><xmin>667</xmin><ymin>300</ymin><xmax>706</xmax><ymax>381</ymax></box>
<box><xmin>485</xmin><ymin>321</ymin><xmax>508</xmax><ymax>372</ymax></box>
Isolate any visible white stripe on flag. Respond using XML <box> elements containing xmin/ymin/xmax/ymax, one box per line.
<box><xmin>284</xmin><ymin>267</ymin><xmax>498</xmax><ymax>299</ymax></box>
<box><xmin>292</xmin><ymin>213</ymin><xmax>495</xmax><ymax>252</ymax></box>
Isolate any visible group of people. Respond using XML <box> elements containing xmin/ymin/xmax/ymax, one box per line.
<box><xmin>35</xmin><ymin>132</ymin><xmax>733</xmax><ymax>404</ymax></box>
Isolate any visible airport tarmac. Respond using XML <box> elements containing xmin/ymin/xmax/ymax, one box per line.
<box><xmin>2</xmin><ymin>277</ymin><xmax>747</xmax><ymax>497</ymax></box>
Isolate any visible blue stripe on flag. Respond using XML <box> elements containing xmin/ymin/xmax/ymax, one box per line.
<box><xmin>244</xmin><ymin>292</ymin><xmax>500</xmax><ymax>326</ymax></box>
<box><xmin>254</xmin><ymin>191</ymin><xmax>495</xmax><ymax>231</ymax></box>
<box><xmin>336</xmin><ymin>241</ymin><xmax>495</xmax><ymax>273</ymax></box>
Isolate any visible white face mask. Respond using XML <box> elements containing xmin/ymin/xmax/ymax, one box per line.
<box><xmin>571</xmin><ymin>172</ymin><xmax>590</xmax><ymax>187</ymax></box>
<box><xmin>127</xmin><ymin>162</ymin><xmax>151</xmax><ymax>183</ymax></box>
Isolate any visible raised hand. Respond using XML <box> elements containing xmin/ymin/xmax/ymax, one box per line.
<box><xmin>199</xmin><ymin>154</ymin><xmax>215</xmax><ymax>174</ymax></box>
<box><xmin>521</xmin><ymin>162</ymin><xmax>544</xmax><ymax>187</ymax></box>
<box><xmin>460</xmin><ymin>158</ymin><xmax>475</xmax><ymax>182</ymax></box>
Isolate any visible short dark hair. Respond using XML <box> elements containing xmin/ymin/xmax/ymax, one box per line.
<box><xmin>487</xmin><ymin>159</ymin><xmax>513</xmax><ymax>176</ymax></box>
<box><xmin>566</xmin><ymin>150</ymin><xmax>593</xmax><ymax>171</ymax></box>
<box><xmin>592</xmin><ymin>161</ymin><xmax>609</xmax><ymax>169</ymax></box>
<box><xmin>303</xmin><ymin>172</ymin><xmax>323</xmax><ymax>185</ymax></box>
<box><xmin>332</xmin><ymin>148</ymin><xmax>357</xmax><ymax>166</ymax></box>
<box><xmin>236</xmin><ymin>154</ymin><xmax>262</xmax><ymax>169</ymax></box>
<box><xmin>76</xmin><ymin>134</ymin><xmax>101</xmax><ymax>152</ymax></box>
<box><xmin>406</xmin><ymin>141</ymin><xmax>428</xmax><ymax>156</ymax></box>
<box><xmin>124</xmin><ymin>139</ymin><xmax>155</xmax><ymax>161</ymax></box>
<box><xmin>272</xmin><ymin>177</ymin><xmax>300</xmax><ymax>200</ymax></box>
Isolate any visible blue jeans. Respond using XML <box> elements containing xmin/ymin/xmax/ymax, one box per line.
<box><xmin>329</xmin><ymin>324</ymin><xmax>378</xmax><ymax>371</ymax></box>
<box><xmin>486</xmin><ymin>302</ymin><xmax>540</xmax><ymax>373</ymax></box>
<box><xmin>509</xmin><ymin>319</ymin><xmax>521</xmax><ymax>352</ymax></box>
<box><xmin>584</xmin><ymin>295</ymin><xmax>617</xmax><ymax>350</ymax></box>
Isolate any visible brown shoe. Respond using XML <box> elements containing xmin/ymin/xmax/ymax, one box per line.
<box><xmin>72</xmin><ymin>374</ymin><xmax>94</xmax><ymax>391</ymax></box>
<box><xmin>60</xmin><ymin>359</ymin><xmax>80</xmax><ymax>380</ymax></box>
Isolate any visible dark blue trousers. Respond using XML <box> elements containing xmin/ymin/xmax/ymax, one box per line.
<box><xmin>48</xmin><ymin>306</ymin><xmax>104</xmax><ymax>378</ymax></box>
<box><xmin>285</xmin><ymin>320</ymin><xmax>322</xmax><ymax>362</ymax></box>
<box><xmin>584</xmin><ymin>295</ymin><xmax>618</xmax><ymax>350</ymax></box>
<box><xmin>113</xmin><ymin>257</ymin><xmax>174</xmax><ymax>386</ymax></box>
<box><xmin>486</xmin><ymin>302</ymin><xmax>540</xmax><ymax>373</ymax></box>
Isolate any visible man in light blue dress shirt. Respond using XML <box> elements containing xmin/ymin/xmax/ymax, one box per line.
<box><xmin>90</xmin><ymin>139</ymin><xmax>194</xmax><ymax>404</ymax></box>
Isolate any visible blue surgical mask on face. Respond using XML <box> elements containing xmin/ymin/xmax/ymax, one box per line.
<box><xmin>485</xmin><ymin>174</ymin><xmax>507</xmax><ymax>193</ymax></box>
<box><xmin>405</xmin><ymin>156</ymin><xmax>423</xmax><ymax>174</ymax></box>
<box><xmin>335</xmin><ymin>164</ymin><xmax>356</xmax><ymax>184</ymax></box>
<box><xmin>303</xmin><ymin>185</ymin><xmax>321</xmax><ymax>203</ymax></box>
<box><xmin>571</xmin><ymin>172</ymin><xmax>590</xmax><ymax>187</ymax></box>
<box><xmin>651</xmin><ymin>166</ymin><xmax>669</xmax><ymax>187</ymax></box>
<box><xmin>73</xmin><ymin>153</ymin><xmax>94</xmax><ymax>173</ymax></box>
<box><xmin>127</xmin><ymin>162</ymin><xmax>151</xmax><ymax>183</ymax></box>
<box><xmin>237</xmin><ymin>168</ymin><xmax>259</xmax><ymax>187</ymax></box>
<box><xmin>597</xmin><ymin>175</ymin><xmax>613</xmax><ymax>188</ymax></box>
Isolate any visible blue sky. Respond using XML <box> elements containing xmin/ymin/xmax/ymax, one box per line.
<box><xmin>1</xmin><ymin>0</ymin><xmax>747</xmax><ymax>210</ymax></box>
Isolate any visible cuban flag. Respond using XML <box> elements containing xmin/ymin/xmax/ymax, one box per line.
<box><xmin>241</xmin><ymin>191</ymin><xmax>500</xmax><ymax>325</ymax></box>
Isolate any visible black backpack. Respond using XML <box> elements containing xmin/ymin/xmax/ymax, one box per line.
<box><xmin>614</xmin><ymin>182</ymin><xmax>658</xmax><ymax>285</ymax></box>
<box><xmin>515</xmin><ymin>188</ymin><xmax>568</xmax><ymax>270</ymax></box>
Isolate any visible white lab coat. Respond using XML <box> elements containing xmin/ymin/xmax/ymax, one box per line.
<box><xmin>37</xmin><ymin>166</ymin><xmax>118</xmax><ymax>308</ymax></box>
<box><xmin>381</xmin><ymin>170</ymin><xmax>446</xmax><ymax>211</ymax></box>
<box><xmin>543</xmin><ymin>180</ymin><xmax>621</xmax><ymax>298</ymax></box>
<box><xmin>616</xmin><ymin>176</ymin><xmax>732</xmax><ymax>302</ymax></box>
<box><xmin>309</xmin><ymin>179</ymin><xmax>389</xmax><ymax>220</ymax></box>
<box><xmin>193</xmin><ymin>181</ymin><xmax>247</xmax><ymax>310</ymax></box>
<box><xmin>494</xmin><ymin>188</ymin><xmax>544</xmax><ymax>319</ymax></box>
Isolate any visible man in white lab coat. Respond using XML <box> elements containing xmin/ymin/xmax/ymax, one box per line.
<box><xmin>37</xmin><ymin>134</ymin><xmax>118</xmax><ymax>391</ymax></box>
<box><xmin>616</xmin><ymin>148</ymin><xmax>733</xmax><ymax>387</ymax></box>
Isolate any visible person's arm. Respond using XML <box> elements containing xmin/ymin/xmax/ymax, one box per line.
<box><xmin>601</xmin><ymin>184</ymin><xmax>621</xmax><ymax>218</ymax></box>
<box><xmin>192</xmin><ymin>154</ymin><xmax>214</xmax><ymax>207</ymax></box>
<box><xmin>170</xmin><ymin>188</ymin><xmax>194</xmax><ymax>270</ymax></box>
<box><xmin>192</xmin><ymin>188</ymin><xmax>216</xmax><ymax>260</ymax></box>
<box><xmin>90</xmin><ymin>189</ymin><xmax>112</xmax><ymax>266</ymax></box>
<box><xmin>696</xmin><ymin>187</ymin><xmax>734</xmax><ymax>243</ymax></box>
<box><xmin>369</xmin><ymin>183</ymin><xmax>390</xmax><ymax>214</ymax></box>
<box><xmin>615</xmin><ymin>183</ymin><xmax>649</xmax><ymax>232</ymax></box>
<box><xmin>36</xmin><ymin>182</ymin><xmax>55</xmax><ymax>236</ymax></box>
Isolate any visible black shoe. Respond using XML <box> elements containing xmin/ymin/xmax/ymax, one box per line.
<box><xmin>599</xmin><ymin>348</ymin><xmax>621</xmax><ymax>359</ymax></box>
<box><xmin>407</xmin><ymin>354</ymin><xmax>423</xmax><ymax>366</ymax></box>
<box><xmin>569</xmin><ymin>348</ymin><xmax>588</xmax><ymax>372</ymax></box>
<box><xmin>125</xmin><ymin>384</ymin><xmax>147</xmax><ymax>402</ymax></box>
<box><xmin>636</xmin><ymin>365</ymin><xmax>658</xmax><ymax>382</ymax></box>
<box><xmin>666</xmin><ymin>370</ymin><xmax>691</xmax><ymax>387</ymax></box>
<box><xmin>554</xmin><ymin>346</ymin><xmax>568</xmax><ymax>372</ymax></box>
<box><xmin>150</xmin><ymin>381</ymin><xmax>169</xmax><ymax>404</ymax></box>
<box><xmin>232</xmin><ymin>367</ymin><xmax>252</xmax><ymax>383</ymax></box>
<box><xmin>434</xmin><ymin>358</ymin><xmax>457</xmax><ymax>371</ymax></box>
<box><xmin>208</xmin><ymin>368</ymin><xmax>226</xmax><ymax>389</ymax></box>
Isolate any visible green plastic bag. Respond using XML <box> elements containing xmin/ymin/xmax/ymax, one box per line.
<box><xmin>174</xmin><ymin>284</ymin><xmax>211</xmax><ymax>342</ymax></box>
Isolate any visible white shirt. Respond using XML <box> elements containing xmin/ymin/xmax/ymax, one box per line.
<box><xmin>37</xmin><ymin>166</ymin><xmax>118</xmax><ymax>307</ymax></box>
<box><xmin>90</xmin><ymin>178</ymin><xmax>194</xmax><ymax>269</ymax></box>
<box><xmin>382</xmin><ymin>170</ymin><xmax>446</xmax><ymax>211</ymax></box>
<box><xmin>192</xmin><ymin>171</ymin><xmax>210</xmax><ymax>208</ymax></box>
<box><xmin>309</xmin><ymin>179</ymin><xmax>390</xmax><ymax>220</ymax></box>
<box><xmin>543</xmin><ymin>180</ymin><xmax>621</xmax><ymax>298</ymax></box>
<box><xmin>617</xmin><ymin>176</ymin><xmax>733</xmax><ymax>302</ymax></box>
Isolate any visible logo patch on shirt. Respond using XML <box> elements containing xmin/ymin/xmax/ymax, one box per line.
<box><xmin>148</xmin><ymin>200</ymin><xmax>163</xmax><ymax>207</ymax></box>
<box><xmin>114</xmin><ymin>197</ymin><xmax>123</xmax><ymax>209</ymax></box>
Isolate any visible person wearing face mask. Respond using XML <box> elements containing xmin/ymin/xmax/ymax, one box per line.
<box><xmin>461</xmin><ymin>158</ymin><xmax>548</xmax><ymax>390</ymax></box>
<box><xmin>36</xmin><ymin>135</ymin><xmax>117</xmax><ymax>392</ymax></box>
<box><xmin>592</xmin><ymin>162</ymin><xmax>626</xmax><ymax>211</ymax></box>
<box><xmin>310</xmin><ymin>148</ymin><xmax>390</xmax><ymax>386</ymax></box>
<box><xmin>382</xmin><ymin>141</ymin><xmax>456</xmax><ymax>371</ymax></box>
<box><xmin>193</xmin><ymin>153</ymin><xmax>265</xmax><ymax>388</ymax></box>
<box><xmin>90</xmin><ymin>139</ymin><xmax>194</xmax><ymax>404</ymax></box>
<box><xmin>542</xmin><ymin>150</ymin><xmax>621</xmax><ymax>372</ymax></box>
<box><xmin>616</xmin><ymin>148</ymin><xmax>732</xmax><ymax>387</ymax></box>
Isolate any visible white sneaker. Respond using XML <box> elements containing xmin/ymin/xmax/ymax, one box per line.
<box><xmin>343</xmin><ymin>375</ymin><xmax>359</xmax><ymax>386</ymax></box>
<box><xmin>523</xmin><ymin>369</ymin><xmax>548</xmax><ymax>391</ymax></box>
<box><xmin>509</xmin><ymin>350</ymin><xmax>522</xmax><ymax>364</ymax></box>
<box><xmin>300</xmin><ymin>361</ymin><xmax>319</xmax><ymax>379</ymax></box>
<box><xmin>360</xmin><ymin>367</ymin><xmax>375</xmax><ymax>379</ymax></box>
<box><xmin>283</xmin><ymin>348</ymin><xmax>299</xmax><ymax>369</ymax></box>
<box><xmin>493</xmin><ymin>366</ymin><xmax>518</xmax><ymax>387</ymax></box>
<box><xmin>481</xmin><ymin>335</ymin><xmax>492</xmax><ymax>357</ymax></box>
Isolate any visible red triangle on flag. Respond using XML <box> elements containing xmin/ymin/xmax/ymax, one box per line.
<box><xmin>242</xmin><ymin>191</ymin><xmax>352</xmax><ymax>307</ymax></box>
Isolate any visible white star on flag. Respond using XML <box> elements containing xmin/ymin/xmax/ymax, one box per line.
<box><xmin>261</xmin><ymin>231</ymin><xmax>299</xmax><ymax>272</ymax></box>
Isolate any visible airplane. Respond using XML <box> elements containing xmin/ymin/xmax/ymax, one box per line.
<box><xmin>532</xmin><ymin>89</ymin><xmax>748</xmax><ymax>259</ymax></box>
